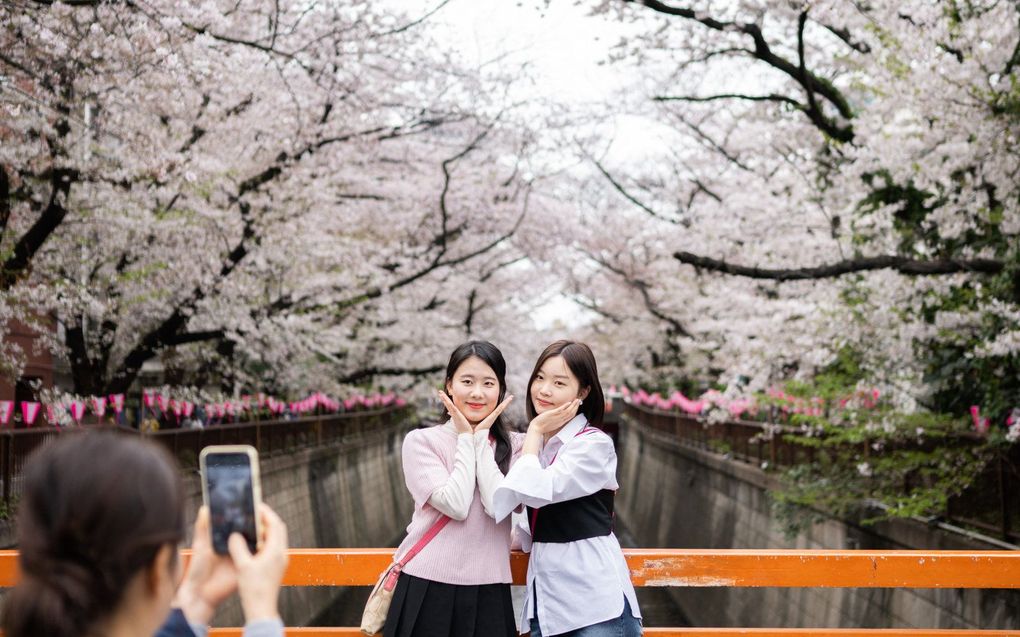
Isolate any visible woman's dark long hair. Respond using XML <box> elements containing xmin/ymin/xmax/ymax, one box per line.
<box><xmin>525</xmin><ymin>340</ymin><xmax>606</xmax><ymax>428</ymax></box>
<box><xmin>445</xmin><ymin>340</ymin><xmax>513</xmax><ymax>474</ymax></box>
<box><xmin>2</xmin><ymin>432</ymin><xmax>186</xmax><ymax>637</ymax></box>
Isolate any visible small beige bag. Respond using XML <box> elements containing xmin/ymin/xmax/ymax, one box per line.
<box><xmin>360</xmin><ymin>516</ymin><xmax>450</xmax><ymax>636</ymax></box>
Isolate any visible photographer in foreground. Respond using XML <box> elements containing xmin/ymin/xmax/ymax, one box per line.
<box><xmin>1</xmin><ymin>432</ymin><xmax>288</xmax><ymax>637</ymax></box>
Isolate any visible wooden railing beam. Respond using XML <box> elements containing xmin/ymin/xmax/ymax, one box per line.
<box><xmin>2</xmin><ymin>549</ymin><xmax>1018</xmax><ymax>588</ymax></box>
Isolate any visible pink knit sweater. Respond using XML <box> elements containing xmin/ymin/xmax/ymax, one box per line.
<box><xmin>395</xmin><ymin>424</ymin><xmax>523</xmax><ymax>585</ymax></box>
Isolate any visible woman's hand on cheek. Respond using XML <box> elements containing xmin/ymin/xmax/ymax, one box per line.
<box><xmin>437</xmin><ymin>391</ymin><xmax>474</xmax><ymax>434</ymax></box>
<box><xmin>474</xmin><ymin>395</ymin><xmax>513</xmax><ymax>432</ymax></box>
<box><xmin>528</xmin><ymin>399</ymin><xmax>581</xmax><ymax>435</ymax></box>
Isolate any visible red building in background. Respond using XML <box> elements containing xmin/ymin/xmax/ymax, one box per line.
<box><xmin>0</xmin><ymin>318</ymin><xmax>55</xmax><ymax>424</ymax></box>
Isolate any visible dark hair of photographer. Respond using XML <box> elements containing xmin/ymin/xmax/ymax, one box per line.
<box><xmin>2</xmin><ymin>432</ymin><xmax>185</xmax><ymax>637</ymax></box>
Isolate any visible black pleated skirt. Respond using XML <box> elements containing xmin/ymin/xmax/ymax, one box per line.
<box><xmin>382</xmin><ymin>572</ymin><xmax>517</xmax><ymax>637</ymax></box>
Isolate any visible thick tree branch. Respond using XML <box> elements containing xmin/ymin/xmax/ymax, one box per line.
<box><xmin>0</xmin><ymin>166</ymin><xmax>74</xmax><ymax>290</ymax></box>
<box><xmin>0</xmin><ymin>165</ymin><xmax>10</xmax><ymax>239</ymax></box>
<box><xmin>628</xmin><ymin>0</ymin><xmax>855</xmax><ymax>142</ymax></box>
<box><xmin>821</xmin><ymin>23</ymin><xmax>871</xmax><ymax>54</ymax></box>
<box><xmin>166</xmin><ymin>330</ymin><xmax>226</xmax><ymax>346</ymax></box>
<box><xmin>674</xmin><ymin>251</ymin><xmax>1005</xmax><ymax>280</ymax></box>
<box><xmin>654</xmin><ymin>93</ymin><xmax>802</xmax><ymax>108</ymax></box>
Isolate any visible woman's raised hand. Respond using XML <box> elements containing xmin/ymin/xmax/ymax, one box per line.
<box><xmin>473</xmin><ymin>395</ymin><xmax>514</xmax><ymax>432</ymax></box>
<box><xmin>528</xmin><ymin>399</ymin><xmax>581</xmax><ymax>435</ymax></box>
<box><xmin>437</xmin><ymin>391</ymin><xmax>514</xmax><ymax>434</ymax></box>
<box><xmin>437</xmin><ymin>391</ymin><xmax>474</xmax><ymax>434</ymax></box>
<box><xmin>174</xmin><ymin>506</ymin><xmax>239</xmax><ymax>625</ymax></box>
<box><xmin>228</xmin><ymin>503</ymin><xmax>289</xmax><ymax>623</ymax></box>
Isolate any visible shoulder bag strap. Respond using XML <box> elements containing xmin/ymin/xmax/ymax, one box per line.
<box><xmin>396</xmin><ymin>514</ymin><xmax>451</xmax><ymax>568</ymax></box>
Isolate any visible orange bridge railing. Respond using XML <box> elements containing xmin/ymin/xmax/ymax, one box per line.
<box><xmin>1</xmin><ymin>548</ymin><xmax>1019</xmax><ymax>636</ymax></box>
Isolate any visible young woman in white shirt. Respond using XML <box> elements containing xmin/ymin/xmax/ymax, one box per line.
<box><xmin>384</xmin><ymin>340</ymin><xmax>520</xmax><ymax>637</ymax></box>
<box><xmin>493</xmin><ymin>340</ymin><xmax>642</xmax><ymax>637</ymax></box>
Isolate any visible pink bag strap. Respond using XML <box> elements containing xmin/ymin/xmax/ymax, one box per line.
<box><xmin>396</xmin><ymin>515</ymin><xmax>451</xmax><ymax>567</ymax></box>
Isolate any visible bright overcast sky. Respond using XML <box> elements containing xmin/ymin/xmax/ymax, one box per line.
<box><xmin>380</xmin><ymin>0</ymin><xmax>663</xmax><ymax>331</ymax></box>
<box><xmin>385</xmin><ymin>0</ymin><xmax>636</xmax><ymax>103</ymax></box>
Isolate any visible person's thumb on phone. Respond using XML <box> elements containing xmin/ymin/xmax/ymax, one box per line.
<box><xmin>227</xmin><ymin>532</ymin><xmax>253</xmax><ymax>566</ymax></box>
<box><xmin>228</xmin><ymin>504</ymin><xmax>289</xmax><ymax>623</ymax></box>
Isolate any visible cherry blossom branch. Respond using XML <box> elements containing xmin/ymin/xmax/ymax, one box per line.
<box><xmin>463</xmin><ymin>255</ymin><xmax>526</xmax><ymax>334</ymax></box>
<box><xmin>372</xmin><ymin>0</ymin><xmax>453</xmax><ymax>38</ymax></box>
<box><xmin>675</xmin><ymin>114</ymin><xmax>755</xmax><ymax>173</ymax></box>
<box><xmin>626</xmin><ymin>0</ymin><xmax>855</xmax><ymax>142</ymax></box>
<box><xmin>571</xmin><ymin>295</ymin><xmax>625</xmax><ymax>326</ymax></box>
<box><xmin>673</xmin><ymin>251</ymin><xmax>1006</xmax><ymax>280</ymax></box>
<box><xmin>583</xmin><ymin>250</ymin><xmax>691</xmax><ymax>337</ymax></box>
<box><xmin>590</xmin><ymin>155</ymin><xmax>680</xmax><ymax>225</ymax></box>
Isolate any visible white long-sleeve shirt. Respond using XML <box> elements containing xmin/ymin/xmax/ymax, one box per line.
<box><xmin>428</xmin><ymin>424</ymin><xmax>514</xmax><ymax>520</ymax></box>
<box><xmin>395</xmin><ymin>421</ymin><xmax>523</xmax><ymax>585</ymax></box>
<box><xmin>492</xmin><ymin>415</ymin><xmax>641</xmax><ymax>635</ymax></box>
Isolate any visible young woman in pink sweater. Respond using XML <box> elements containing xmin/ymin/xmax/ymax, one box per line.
<box><xmin>383</xmin><ymin>341</ymin><xmax>521</xmax><ymax>637</ymax></box>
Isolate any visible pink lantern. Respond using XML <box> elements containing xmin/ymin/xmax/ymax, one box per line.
<box><xmin>108</xmin><ymin>393</ymin><xmax>125</xmax><ymax>414</ymax></box>
<box><xmin>0</xmin><ymin>401</ymin><xmax>13</xmax><ymax>427</ymax></box>
<box><xmin>91</xmin><ymin>396</ymin><xmax>107</xmax><ymax>418</ymax></box>
<box><xmin>142</xmin><ymin>390</ymin><xmax>155</xmax><ymax>408</ymax></box>
<box><xmin>21</xmin><ymin>402</ymin><xmax>41</xmax><ymax>426</ymax></box>
<box><xmin>68</xmin><ymin>401</ymin><xmax>86</xmax><ymax>423</ymax></box>
<box><xmin>970</xmin><ymin>405</ymin><xmax>990</xmax><ymax>434</ymax></box>
<box><xmin>45</xmin><ymin>404</ymin><xmax>56</xmax><ymax>425</ymax></box>
<box><xmin>183</xmin><ymin>402</ymin><xmax>194</xmax><ymax>418</ymax></box>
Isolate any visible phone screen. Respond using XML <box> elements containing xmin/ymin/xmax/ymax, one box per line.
<box><xmin>205</xmin><ymin>452</ymin><xmax>258</xmax><ymax>555</ymax></box>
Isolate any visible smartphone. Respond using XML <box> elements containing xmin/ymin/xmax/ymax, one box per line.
<box><xmin>199</xmin><ymin>445</ymin><xmax>263</xmax><ymax>555</ymax></box>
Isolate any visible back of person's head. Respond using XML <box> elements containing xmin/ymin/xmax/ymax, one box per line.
<box><xmin>2</xmin><ymin>432</ymin><xmax>185</xmax><ymax>637</ymax></box>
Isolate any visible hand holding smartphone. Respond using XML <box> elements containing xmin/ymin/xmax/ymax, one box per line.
<box><xmin>200</xmin><ymin>445</ymin><xmax>263</xmax><ymax>555</ymax></box>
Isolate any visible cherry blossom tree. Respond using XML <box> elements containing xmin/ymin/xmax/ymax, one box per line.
<box><xmin>571</xmin><ymin>0</ymin><xmax>1018</xmax><ymax>418</ymax></box>
<box><xmin>0</xmin><ymin>0</ymin><xmax>561</xmax><ymax>397</ymax></box>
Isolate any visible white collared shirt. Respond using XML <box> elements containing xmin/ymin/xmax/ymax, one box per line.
<box><xmin>492</xmin><ymin>415</ymin><xmax>641</xmax><ymax>634</ymax></box>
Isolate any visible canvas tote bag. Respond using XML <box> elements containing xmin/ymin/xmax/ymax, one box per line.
<box><xmin>360</xmin><ymin>515</ymin><xmax>451</xmax><ymax>635</ymax></box>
